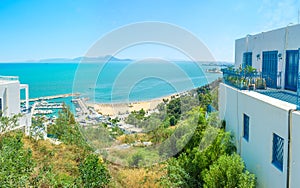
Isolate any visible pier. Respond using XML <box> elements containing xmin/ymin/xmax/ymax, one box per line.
<box><xmin>35</xmin><ymin>102</ymin><xmax>64</xmax><ymax>109</ymax></box>
<box><xmin>72</xmin><ymin>98</ymin><xmax>89</xmax><ymax>114</ymax></box>
<box><xmin>21</xmin><ymin>93</ymin><xmax>80</xmax><ymax>103</ymax></box>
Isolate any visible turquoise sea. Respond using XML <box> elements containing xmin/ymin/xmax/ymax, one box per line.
<box><xmin>0</xmin><ymin>61</ymin><xmax>222</xmax><ymax>104</ymax></box>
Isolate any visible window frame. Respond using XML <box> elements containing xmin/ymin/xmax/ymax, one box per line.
<box><xmin>272</xmin><ymin>133</ymin><xmax>284</xmax><ymax>171</ymax></box>
<box><xmin>243</xmin><ymin>113</ymin><xmax>250</xmax><ymax>141</ymax></box>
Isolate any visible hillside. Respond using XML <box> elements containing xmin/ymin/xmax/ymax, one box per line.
<box><xmin>0</xmin><ymin>82</ymin><xmax>255</xmax><ymax>187</ymax></box>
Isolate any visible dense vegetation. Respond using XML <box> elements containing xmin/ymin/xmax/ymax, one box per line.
<box><xmin>0</xmin><ymin>81</ymin><xmax>256</xmax><ymax>187</ymax></box>
<box><xmin>0</xmin><ymin>132</ymin><xmax>34</xmax><ymax>187</ymax></box>
<box><xmin>158</xmin><ymin>112</ymin><xmax>255</xmax><ymax>187</ymax></box>
<box><xmin>0</xmin><ymin>107</ymin><xmax>111</xmax><ymax>187</ymax></box>
<box><xmin>121</xmin><ymin>82</ymin><xmax>256</xmax><ymax>187</ymax></box>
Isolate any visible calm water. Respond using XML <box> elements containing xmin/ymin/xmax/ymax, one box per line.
<box><xmin>0</xmin><ymin>61</ymin><xmax>221</xmax><ymax>103</ymax></box>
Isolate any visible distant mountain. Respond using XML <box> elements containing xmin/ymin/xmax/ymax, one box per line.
<box><xmin>38</xmin><ymin>55</ymin><xmax>132</xmax><ymax>63</ymax></box>
<box><xmin>200</xmin><ymin>61</ymin><xmax>234</xmax><ymax>66</ymax></box>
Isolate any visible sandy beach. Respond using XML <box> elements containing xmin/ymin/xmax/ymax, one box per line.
<box><xmin>86</xmin><ymin>94</ymin><xmax>177</xmax><ymax>117</ymax></box>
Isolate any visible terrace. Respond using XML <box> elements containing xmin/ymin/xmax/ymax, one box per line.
<box><xmin>222</xmin><ymin>67</ymin><xmax>300</xmax><ymax>109</ymax></box>
<box><xmin>222</xmin><ymin>67</ymin><xmax>267</xmax><ymax>90</ymax></box>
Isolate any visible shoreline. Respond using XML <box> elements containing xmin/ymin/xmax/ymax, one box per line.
<box><xmin>86</xmin><ymin>92</ymin><xmax>187</xmax><ymax>117</ymax></box>
<box><xmin>86</xmin><ymin>95</ymin><xmax>172</xmax><ymax>117</ymax></box>
<box><xmin>85</xmin><ymin>78</ymin><xmax>222</xmax><ymax>117</ymax></box>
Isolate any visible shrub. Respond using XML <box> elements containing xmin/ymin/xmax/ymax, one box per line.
<box><xmin>79</xmin><ymin>154</ymin><xmax>111</xmax><ymax>188</ymax></box>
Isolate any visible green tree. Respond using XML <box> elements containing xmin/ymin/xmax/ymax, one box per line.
<box><xmin>167</xmin><ymin>98</ymin><xmax>181</xmax><ymax>120</ymax></box>
<box><xmin>79</xmin><ymin>154</ymin><xmax>111</xmax><ymax>188</ymax></box>
<box><xmin>138</xmin><ymin>108</ymin><xmax>146</xmax><ymax>118</ymax></box>
<box><xmin>110</xmin><ymin>117</ymin><xmax>119</xmax><ymax>124</ymax></box>
<box><xmin>169</xmin><ymin>115</ymin><xmax>176</xmax><ymax>126</ymax></box>
<box><xmin>203</xmin><ymin>154</ymin><xmax>255</xmax><ymax>188</ymax></box>
<box><xmin>244</xmin><ymin>65</ymin><xmax>256</xmax><ymax>76</ymax></box>
<box><xmin>48</xmin><ymin>105</ymin><xmax>89</xmax><ymax>149</ymax></box>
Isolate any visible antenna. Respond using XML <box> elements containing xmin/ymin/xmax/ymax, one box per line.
<box><xmin>298</xmin><ymin>9</ymin><xmax>300</xmax><ymax>24</ymax></box>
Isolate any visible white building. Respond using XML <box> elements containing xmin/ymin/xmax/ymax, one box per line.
<box><xmin>219</xmin><ymin>24</ymin><xmax>300</xmax><ymax>187</ymax></box>
<box><xmin>0</xmin><ymin>75</ymin><xmax>31</xmax><ymax>135</ymax></box>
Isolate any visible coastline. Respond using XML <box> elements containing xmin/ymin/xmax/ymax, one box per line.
<box><xmin>85</xmin><ymin>78</ymin><xmax>222</xmax><ymax>117</ymax></box>
<box><xmin>86</xmin><ymin>92</ymin><xmax>185</xmax><ymax>117</ymax></box>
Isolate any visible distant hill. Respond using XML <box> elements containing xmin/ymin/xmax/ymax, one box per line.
<box><xmin>199</xmin><ymin>61</ymin><xmax>233</xmax><ymax>66</ymax></box>
<box><xmin>38</xmin><ymin>55</ymin><xmax>132</xmax><ymax>63</ymax></box>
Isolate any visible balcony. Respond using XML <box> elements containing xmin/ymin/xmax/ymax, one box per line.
<box><xmin>222</xmin><ymin>66</ymin><xmax>300</xmax><ymax>109</ymax></box>
<box><xmin>222</xmin><ymin>67</ymin><xmax>267</xmax><ymax>90</ymax></box>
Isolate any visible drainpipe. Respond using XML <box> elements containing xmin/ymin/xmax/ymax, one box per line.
<box><xmin>287</xmin><ymin>109</ymin><xmax>296</xmax><ymax>188</ymax></box>
<box><xmin>236</xmin><ymin>88</ymin><xmax>241</xmax><ymax>155</ymax></box>
<box><xmin>246</xmin><ymin>34</ymin><xmax>250</xmax><ymax>52</ymax></box>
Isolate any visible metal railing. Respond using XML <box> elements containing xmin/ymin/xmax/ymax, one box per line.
<box><xmin>261</xmin><ymin>72</ymin><xmax>282</xmax><ymax>89</ymax></box>
<box><xmin>222</xmin><ymin>68</ymin><xmax>266</xmax><ymax>90</ymax></box>
<box><xmin>222</xmin><ymin>68</ymin><xmax>283</xmax><ymax>90</ymax></box>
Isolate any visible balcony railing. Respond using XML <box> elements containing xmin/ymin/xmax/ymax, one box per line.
<box><xmin>261</xmin><ymin>72</ymin><xmax>282</xmax><ymax>89</ymax></box>
<box><xmin>222</xmin><ymin>68</ymin><xmax>267</xmax><ymax>90</ymax></box>
<box><xmin>0</xmin><ymin>75</ymin><xmax>19</xmax><ymax>81</ymax></box>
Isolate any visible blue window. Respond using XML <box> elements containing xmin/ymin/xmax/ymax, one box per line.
<box><xmin>272</xmin><ymin>133</ymin><xmax>284</xmax><ymax>171</ymax></box>
<box><xmin>243</xmin><ymin>52</ymin><xmax>252</xmax><ymax>68</ymax></box>
<box><xmin>285</xmin><ymin>50</ymin><xmax>299</xmax><ymax>91</ymax></box>
<box><xmin>262</xmin><ymin>51</ymin><xmax>278</xmax><ymax>88</ymax></box>
<box><xmin>243</xmin><ymin>114</ymin><xmax>249</xmax><ymax>141</ymax></box>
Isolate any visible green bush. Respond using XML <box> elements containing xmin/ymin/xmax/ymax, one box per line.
<box><xmin>79</xmin><ymin>154</ymin><xmax>111</xmax><ymax>188</ymax></box>
<box><xmin>203</xmin><ymin>154</ymin><xmax>255</xmax><ymax>188</ymax></box>
<box><xmin>128</xmin><ymin>152</ymin><xmax>144</xmax><ymax>167</ymax></box>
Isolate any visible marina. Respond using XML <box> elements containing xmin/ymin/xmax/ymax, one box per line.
<box><xmin>33</xmin><ymin>109</ymin><xmax>53</xmax><ymax>115</ymax></box>
<box><xmin>35</xmin><ymin>101</ymin><xmax>64</xmax><ymax>109</ymax></box>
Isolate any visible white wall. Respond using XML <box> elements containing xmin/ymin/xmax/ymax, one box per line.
<box><xmin>0</xmin><ymin>81</ymin><xmax>20</xmax><ymax>116</ymax></box>
<box><xmin>219</xmin><ymin>83</ymin><xmax>296</xmax><ymax>188</ymax></box>
<box><xmin>218</xmin><ymin>82</ymin><xmax>240</xmax><ymax>151</ymax></box>
<box><xmin>290</xmin><ymin>111</ymin><xmax>300</xmax><ymax>187</ymax></box>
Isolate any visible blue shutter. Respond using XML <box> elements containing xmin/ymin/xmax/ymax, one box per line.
<box><xmin>243</xmin><ymin>52</ymin><xmax>252</xmax><ymax>68</ymax></box>
<box><xmin>285</xmin><ymin>50</ymin><xmax>299</xmax><ymax>91</ymax></box>
<box><xmin>262</xmin><ymin>51</ymin><xmax>278</xmax><ymax>88</ymax></box>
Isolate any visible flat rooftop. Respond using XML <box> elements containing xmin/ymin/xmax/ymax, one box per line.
<box><xmin>256</xmin><ymin>89</ymin><xmax>298</xmax><ymax>106</ymax></box>
<box><xmin>0</xmin><ymin>75</ymin><xmax>19</xmax><ymax>84</ymax></box>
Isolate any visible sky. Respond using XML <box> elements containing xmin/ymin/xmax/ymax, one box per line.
<box><xmin>0</xmin><ymin>0</ymin><xmax>300</xmax><ymax>62</ymax></box>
